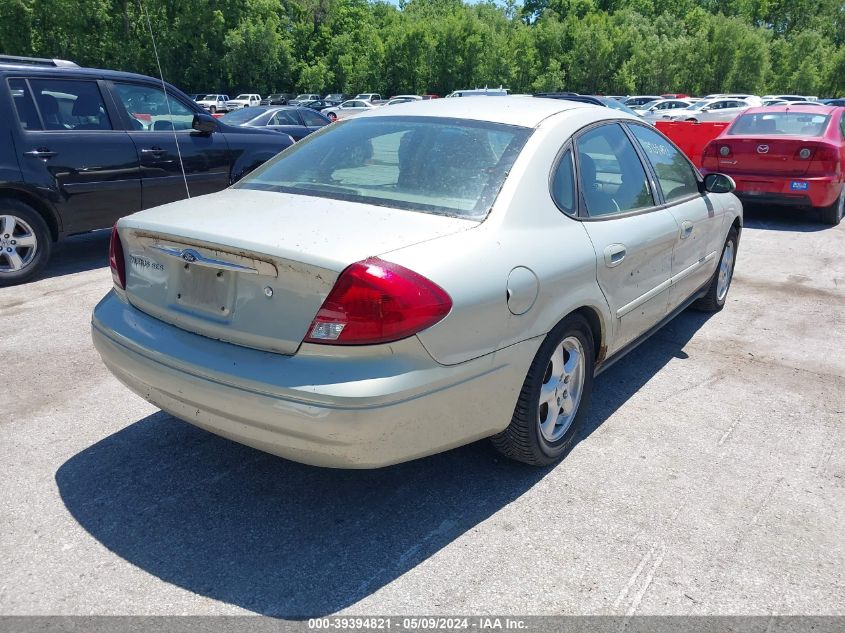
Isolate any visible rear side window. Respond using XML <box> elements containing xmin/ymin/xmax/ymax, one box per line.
<box><xmin>628</xmin><ymin>124</ymin><xmax>700</xmax><ymax>203</ymax></box>
<box><xmin>8</xmin><ymin>79</ymin><xmax>42</xmax><ymax>130</ymax></box>
<box><xmin>270</xmin><ymin>110</ymin><xmax>301</xmax><ymax>126</ymax></box>
<box><xmin>300</xmin><ymin>108</ymin><xmax>328</xmax><ymax>127</ymax></box>
<box><xmin>575</xmin><ymin>123</ymin><xmax>654</xmax><ymax>217</ymax></box>
<box><xmin>27</xmin><ymin>79</ymin><xmax>111</xmax><ymax>130</ymax></box>
<box><xmin>550</xmin><ymin>148</ymin><xmax>576</xmax><ymax>214</ymax></box>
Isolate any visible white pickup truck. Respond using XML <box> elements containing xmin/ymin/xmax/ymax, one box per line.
<box><xmin>226</xmin><ymin>93</ymin><xmax>262</xmax><ymax>109</ymax></box>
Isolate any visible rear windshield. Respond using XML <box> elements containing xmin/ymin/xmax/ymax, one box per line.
<box><xmin>729</xmin><ymin>112</ymin><xmax>831</xmax><ymax>136</ymax></box>
<box><xmin>236</xmin><ymin>116</ymin><xmax>532</xmax><ymax>218</ymax></box>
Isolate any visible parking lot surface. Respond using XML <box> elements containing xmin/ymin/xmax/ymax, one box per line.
<box><xmin>1</xmin><ymin>207</ymin><xmax>843</xmax><ymax>617</ymax></box>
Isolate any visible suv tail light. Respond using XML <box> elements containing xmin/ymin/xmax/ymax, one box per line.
<box><xmin>304</xmin><ymin>258</ymin><xmax>452</xmax><ymax>345</ymax></box>
<box><xmin>109</xmin><ymin>224</ymin><xmax>126</xmax><ymax>289</ymax></box>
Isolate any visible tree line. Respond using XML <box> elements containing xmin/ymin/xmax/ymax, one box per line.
<box><xmin>1</xmin><ymin>0</ymin><xmax>843</xmax><ymax>98</ymax></box>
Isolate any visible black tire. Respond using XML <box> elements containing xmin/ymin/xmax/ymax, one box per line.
<box><xmin>693</xmin><ymin>227</ymin><xmax>738</xmax><ymax>312</ymax></box>
<box><xmin>491</xmin><ymin>313</ymin><xmax>595</xmax><ymax>466</ymax></box>
<box><xmin>327</xmin><ymin>112</ymin><xmax>337</xmax><ymax>122</ymax></box>
<box><xmin>0</xmin><ymin>198</ymin><xmax>52</xmax><ymax>287</ymax></box>
<box><xmin>820</xmin><ymin>187</ymin><xmax>844</xmax><ymax>226</ymax></box>
<box><xmin>209</xmin><ymin>106</ymin><xmax>216</xmax><ymax>114</ymax></box>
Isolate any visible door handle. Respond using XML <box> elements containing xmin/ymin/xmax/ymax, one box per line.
<box><xmin>23</xmin><ymin>149</ymin><xmax>56</xmax><ymax>159</ymax></box>
<box><xmin>140</xmin><ymin>147</ymin><xmax>166</xmax><ymax>156</ymax></box>
<box><xmin>604</xmin><ymin>244</ymin><xmax>626</xmax><ymax>268</ymax></box>
<box><xmin>680</xmin><ymin>221</ymin><xmax>694</xmax><ymax>239</ymax></box>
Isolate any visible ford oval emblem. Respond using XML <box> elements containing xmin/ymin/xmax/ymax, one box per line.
<box><xmin>757</xmin><ymin>144</ymin><xmax>769</xmax><ymax>154</ymax></box>
<box><xmin>181</xmin><ymin>250</ymin><xmax>198</xmax><ymax>263</ymax></box>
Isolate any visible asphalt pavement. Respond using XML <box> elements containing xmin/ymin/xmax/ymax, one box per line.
<box><xmin>1</xmin><ymin>206</ymin><xmax>843</xmax><ymax>617</ymax></box>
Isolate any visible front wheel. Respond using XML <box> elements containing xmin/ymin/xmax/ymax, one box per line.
<box><xmin>820</xmin><ymin>187</ymin><xmax>844</xmax><ymax>226</ymax></box>
<box><xmin>492</xmin><ymin>314</ymin><xmax>595</xmax><ymax>466</ymax></box>
<box><xmin>209</xmin><ymin>106</ymin><xmax>217</xmax><ymax>114</ymax></box>
<box><xmin>0</xmin><ymin>199</ymin><xmax>52</xmax><ymax>287</ymax></box>
<box><xmin>693</xmin><ymin>227</ymin><xmax>738</xmax><ymax>312</ymax></box>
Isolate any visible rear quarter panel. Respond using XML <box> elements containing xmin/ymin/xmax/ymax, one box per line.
<box><xmin>384</xmin><ymin>108</ymin><xmax>614</xmax><ymax>366</ymax></box>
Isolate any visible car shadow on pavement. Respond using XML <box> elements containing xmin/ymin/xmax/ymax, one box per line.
<box><xmin>55</xmin><ymin>310</ymin><xmax>711</xmax><ymax>618</ymax></box>
<box><xmin>38</xmin><ymin>230</ymin><xmax>111</xmax><ymax>280</ymax></box>
<box><xmin>741</xmin><ymin>203</ymin><xmax>829</xmax><ymax>232</ymax></box>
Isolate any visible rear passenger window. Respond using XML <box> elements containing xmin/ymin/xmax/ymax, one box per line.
<box><xmin>550</xmin><ymin>148</ymin><xmax>576</xmax><ymax>214</ymax></box>
<box><xmin>575</xmin><ymin>124</ymin><xmax>654</xmax><ymax>217</ymax></box>
<box><xmin>271</xmin><ymin>110</ymin><xmax>302</xmax><ymax>126</ymax></box>
<box><xmin>28</xmin><ymin>79</ymin><xmax>111</xmax><ymax>130</ymax></box>
<box><xmin>300</xmin><ymin>109</ymin><xmax>327</xmax><ymax>127</ymax></box>
<box><xmin>8</xmin><ymin>79</ymin><xmax>42</xmax><ymax>130</ymax></box>
<box><xmin>628</xmin><ymin>124</ymin><xmax>700</xmax><ymax>203</ymax></box>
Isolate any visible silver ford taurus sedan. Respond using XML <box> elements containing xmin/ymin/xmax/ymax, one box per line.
<box><xmin>92</xmin><ymin>97</ymin><xmax>742</xmax><ymax>468</ymax></box>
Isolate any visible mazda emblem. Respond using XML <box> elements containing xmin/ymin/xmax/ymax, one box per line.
<box><xmin>181</xmin><ymin>250</ymin><xmax>197</xmax><ymax>263</ymax></box>
<box><xmin>757</xmin><ymin>144</ymin><xmax>769</xmax><ymax>154</ymax></box>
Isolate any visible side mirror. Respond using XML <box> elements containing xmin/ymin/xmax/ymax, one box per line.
<box><xmin>192</xmin><ymin>113</ymin><xmax>216</xmax><ymax>134</ymax></box>
<box><xmin>704</xmin><ymin>173</ymin><xmax>736</xmax><ymax>194</ymax></box>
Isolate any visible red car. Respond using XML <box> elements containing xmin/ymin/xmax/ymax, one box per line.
<box><xmin>701</xmin><ymin>105</ymin><xmax>844</xmax><ymax>225</ymax></box>
<box><xmin>661</xmin><ymin>93</ymin><xmax>690</xmax><ymax>99</ymax></box>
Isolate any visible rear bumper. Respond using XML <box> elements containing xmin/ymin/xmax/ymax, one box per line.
<box><xmin>705</xmin><ymin>171</ymin><xmax>842</xmax><ymax>208</ymax></box>
<box><xmin>92</xmin><ymin>291</ymin><xmax>538</xmax><ymax>468</ymax></box>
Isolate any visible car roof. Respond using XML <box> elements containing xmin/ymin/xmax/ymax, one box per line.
<box><xmin>742</xmin><ymin>105</ymin><xmax>839</xmax><ymax>116</ymax></box>
<box><xmin>357</xmin><ymin>95</ymin><xmax>589</xmax><ymax>127</ymax></box>
<box><xmin>0</xmin><ymin>62</ymin><xmax>172</xmax><ymax>86</ymax></box>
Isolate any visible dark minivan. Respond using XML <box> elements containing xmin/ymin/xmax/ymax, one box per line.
<box><xmin>0</xmin><ymin>56</ymin><xmax>295</xmax><ymax>285</ymax></box>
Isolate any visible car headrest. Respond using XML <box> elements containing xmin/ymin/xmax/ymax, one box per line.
<box><xmin>71</xmin><ymin>94</ymin><xmax>102</xmax><ymax>117</ymax></box>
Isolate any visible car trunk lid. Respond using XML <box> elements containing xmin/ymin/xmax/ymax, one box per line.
<box><xmin>118</xmin><ymin>189</ymin><xmax>476</xmax><ymax>354</ymax></box>
<box><xmin>708</xmin><ymin>136</ymin><xmax>825</xmax><ymax>177</ymax></box>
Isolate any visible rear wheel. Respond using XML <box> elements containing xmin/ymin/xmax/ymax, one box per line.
<box><xmin>492</xmin><ymin>314</ymin><xmax>595</xmax><ymax>466</ymax></box>
<box><xmin>693</xmin><ymin>227</ymin><xmax>737</xmax><ymax>312</ymax></box>
<box><xmin>0</xmin><ymin>199</ymin><xmax>52</xmax><ymax>287</ymax></box>
<box><xmin>820</xmin><ymin>187</ymin><xmax>844</xmax><ymax>226</ymax></box>
<box><xmin>327</xmin><ymin>112</ymin><xmax>337</xmax><ymax>122</ymax></box>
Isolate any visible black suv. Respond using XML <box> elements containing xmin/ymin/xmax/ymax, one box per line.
<box><xmin>0</xmin><ymin>56</ymin><xmax>295</xmax><ymax>285</ymax></box>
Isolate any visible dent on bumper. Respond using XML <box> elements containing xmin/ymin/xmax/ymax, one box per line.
<box><xmin>92</xmin><ymin>291</ymin><xmax>540</xmax><ymax>468</ymax></box>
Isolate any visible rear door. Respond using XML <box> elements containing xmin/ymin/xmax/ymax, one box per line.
<box><xmin>109</xmin><ymin>81</ymin><xmax>232</xmax><ymax>208</ymax></box>
<box><xmin>574</xmin><ymin>122</ymin><xmax>679</xmax><ymax>350</ymax></box>
<box><xmin>627</xmin><ymin>123</ymin><xmax>725</xmax><ymax>310</ymax></box>
<box><xmin>10</xmin><ymin>76</ymin><xmax>141</xmax><ymax>234</ymax></box>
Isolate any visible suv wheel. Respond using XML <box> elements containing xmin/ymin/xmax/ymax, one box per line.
<box><xmin>0</xmin><ymin>199</ymin><xmax>52</xmax><ymax>287</ymax></box>
<box><xmin>209</xmin><ymin>106</ymin><xmax>217</xmax><ymax>114</ymax></box>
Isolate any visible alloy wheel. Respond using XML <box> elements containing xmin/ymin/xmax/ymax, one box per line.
<box><xmin>537</xmin><ymin>336</ymin><xmax>586</xmax><ymax>443</ymax></box>
<box><xmin>716</xmin><ymin>239</ymin><xmax>735</xmax><ymax>302</ymax></box>
<box><xmin>0</xmin><ymin>214</ymin><xmax>38</xmax><ymax>274</ymax></box>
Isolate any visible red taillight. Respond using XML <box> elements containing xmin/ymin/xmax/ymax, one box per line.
<box><xmin>806</xmin><ymin>144</ymin><xmax>840</xmax><ymax>176</ymax></box>
<box><xmin>702</xmin><ymin>142</ymin><xmax>720</xmax><ymax>169</ymax></box>
<box><xmin>108</xmin><ymin>224</ymin><xmax>126</xmax><ymax>289</ymax></box>
<box><xmin>304</xmin><ymin>257</ymin><xmax>452</xmax><ymax>345</ymax></box>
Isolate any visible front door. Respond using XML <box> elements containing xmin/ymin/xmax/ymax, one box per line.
<box><xmin>110</xmin><ymin>82</ymin><xmax>232</xmax><ymax>208</ymax></box>
<box><xmin>574</xmin><ymin>122</ymin><xmax>679</xmax><ymax>352</ymax></box>
<box><xmin>10</xmin><ymin>76</ymin><xmax>141</xmax><ymax>234</ymax></box>
<box><xmin>626</xmin><ymin>123</ymin><xmax>726</xmax><ymax>309</ymax></box>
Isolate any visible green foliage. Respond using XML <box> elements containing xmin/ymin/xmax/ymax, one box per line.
<box><xmin>0</xmin><ymin>0</ymin><xmax>842</xmax><ymax>97</ymax></box>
